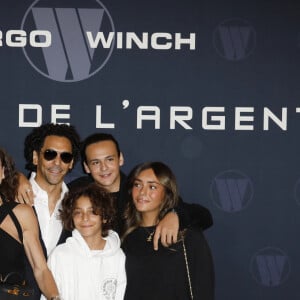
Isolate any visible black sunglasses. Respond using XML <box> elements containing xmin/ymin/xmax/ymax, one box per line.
<box><xmin>42</xmin><ymin>149</ymin><xmax>73</xmax><ymax>164</ymax></box>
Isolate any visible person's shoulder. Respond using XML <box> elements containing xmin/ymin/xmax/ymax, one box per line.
<box><xmin>119</xmin><ymin>249</ymin><xmax>126</xmax><ymax>264</ymax></box>
<box><xmin>108</xmin><ymin>229</ymin><xmax>120</xmax><ymax>238</ymax></box>
<box><xmin>114</xmin><ymin>244</ymin><xmax>126</xmax><ymax>259</ymax></box>
<box><xmin>67</xmin><ymin>175</ymin><xmax>93</xmax><ymax>190</ymax></box>
<box><xmin>106</xmin><ymin>230</ymin><xmax>122</xmax><ymax>248</ymax></box>
<box><xmin>121</xmin><ymin>228</ymin><xmax>141</xmax><ymax>249</ymax></box>
<box><xmin>50</xmin><ymin>241</ymin><xmax>72</xmax><ymax>258</ymax></box>
<box><xmin>48</xmin><ymin>242</ymin><xmax>73</xmax><ymax>268</ymax></box>
<box><xmin>11</xmin><ymin>204</ymin><xmax>37</xmax><ymax>230</ymax></box>
<box><xmin>13</xmin><ymin>203</ymin><xmax>35</xmax><ymax>218</ymax></box>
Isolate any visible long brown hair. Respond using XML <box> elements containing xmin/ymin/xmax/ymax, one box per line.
<box><xmin>122</xmin><ymin>161</ymin><xmax>179</xmax><ymax>240</ymax></box>
<box><xmin>0</xmin><ymin>147</ymin><xmax>19</xmax><ymax>202</ymax></box>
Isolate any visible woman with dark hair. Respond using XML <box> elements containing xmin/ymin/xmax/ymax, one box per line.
<box><xmin>122</xmin><ymin>161</ymin><xmax>214</xmax><ymax>300</ymax></box>
<box><xmin>43</xmin><ymin>183</ymin><xmax>126</xmax><ymax>300</ymax></box>
<box><xmin>0</xmin><ymin>147</ymin><xmax>60</xmax><ymax>300</ymax></box>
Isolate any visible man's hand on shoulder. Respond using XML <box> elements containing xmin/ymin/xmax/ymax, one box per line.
<box><xmin>153</xmin><ymin>210</ymin><xmax>179</xmax><ymax>250</ymax></box>
<box><xmin>16</xmin><ymin>172</ymin><xmax>34</xmax><ymax>206</ymax></box>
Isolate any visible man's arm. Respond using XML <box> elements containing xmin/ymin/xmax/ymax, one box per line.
<box><xmin>152</xmin><ymin>197</ymin><xmax>213</xmax><ymax>250</ymax></box>
<box><xmin>178</xmin><ymin>197</ymin><xmax>213</xmax><ymax>230</ymax></box>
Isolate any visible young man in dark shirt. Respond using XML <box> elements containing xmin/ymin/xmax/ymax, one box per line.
<box><xmin>68</xmin><ymin>133</ymin><xmax>213</xmax><ymax>249</ymax></box>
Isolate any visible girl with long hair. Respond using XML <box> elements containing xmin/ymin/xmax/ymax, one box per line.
<box><xmin>122</xmin><ymin>161</ymin><xmax>214</xmax><ymax>300</ymax></box>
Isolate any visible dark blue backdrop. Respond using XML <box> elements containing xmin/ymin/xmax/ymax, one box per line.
<box><xmin>0</xmin><ymin>0</ymin><xmax>299</xmax><ymax>299</ymax></box>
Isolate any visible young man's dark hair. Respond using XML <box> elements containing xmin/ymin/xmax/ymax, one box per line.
<box><xmin>80</xmin><ymin>133</ymin><xmax>121</xmax><ymax>164</ymax></box>
<box><xmin>24</xmin><ymin>123</ymin><xmax>80</xmax><ymax>172</ymax></box>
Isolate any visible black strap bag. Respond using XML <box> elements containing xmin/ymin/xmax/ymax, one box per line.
<box><xmin>0</xmin><ymin>272</ymin><xmax>34</xmax><ymax>299</ymax></box>
<box><xmin>0</xmin><ymin>201</ymin><xmax>35</xmax><ymax>299</ymax></box>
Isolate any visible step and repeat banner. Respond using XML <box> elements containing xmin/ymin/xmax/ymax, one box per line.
<box><xmin>0</xmin><ymin>0</ymin><xmax>299</xmax><ymax>299</ymax></box>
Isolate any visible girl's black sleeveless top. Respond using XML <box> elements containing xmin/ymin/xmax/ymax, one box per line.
<box><xmin>0</xmin><ymin>201</ymin><xmax>26</xmax><ymax>283</ymax></box>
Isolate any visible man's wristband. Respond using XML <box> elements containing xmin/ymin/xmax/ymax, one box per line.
<box><xmin>51</xmin><ymin>296</ymin><xmax>61</xmax><ymax>300</ymax></box>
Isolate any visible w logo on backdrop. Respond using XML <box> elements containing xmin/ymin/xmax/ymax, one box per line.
<box><xmin>250</xmin><ymin>247</ymin><xmax>290</xmax><ymax>287</ymax></box>
<box><xmin>21</xmin><ymin>0</ymin><xmax>115</xmax><ymax>82</ymax></box>
<box><xmin>210</xmin><ymin>170</ymin><xmax>253</xmax><ymax>212</ymax></box>
<box><xmin>213</xmin><ymin>18</ymin><xmax>256</xmax><ymax>61</ymax></box>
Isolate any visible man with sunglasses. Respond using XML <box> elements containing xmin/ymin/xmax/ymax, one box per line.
<box><xmin>22</xmin><ymin>123</ymin><xmax>80</xmax><ymax>300</ymax></box>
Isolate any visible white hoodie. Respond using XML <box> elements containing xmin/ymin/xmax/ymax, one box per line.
<box><xmin>42</xmin><ymin>229</ymin><xmax>126</xmax><ymax>300</ymax></box>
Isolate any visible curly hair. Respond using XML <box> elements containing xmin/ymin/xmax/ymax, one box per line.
<box><xmin>60</xmin><ymin>183</ymin><xmax>116</xmax><ymax>237</ymax></box>
<box><xmin>24</xmin><ymin>123</ymin><xmax>80</xmax><ymax>172</ymax></box>
<box><xmin>0</xmin><ymin>147</ymin><xmax>19</xmax><ymax>202</ymax></box>
<box><xmin>122</xmin><ymin>161</ymin><xmax>179</xmax><ymax>239</ymax></box>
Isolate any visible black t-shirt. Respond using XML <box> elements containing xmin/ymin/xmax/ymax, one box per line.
<box><xmin>122</xmin><ymin>227</ymin><xmax>214</xmax><ymax>300</ymax></box>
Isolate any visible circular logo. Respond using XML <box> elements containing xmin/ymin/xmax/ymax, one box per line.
<box><xmin>213</xmin><ymin>18</ymin><xmax>256</xmax><ymax>61</ymax></box>
<box><xmin>102</xmin><ymin>278</ymin><xmax>117</xmax><ymax>298</ymax></box>
<box><xmin>21</xmin><ymin>0</ymin><xmax>115</xmax><ymax>82</ymax></box>
<box><xmin>210</xmin><ymin>169</ymin><xmax>253</xmax><ymax>212</ymax></box>
<box><xmin>250</xmin><ymin>247</ymin><xmax>290</xmax><ymax>287</ymax></box>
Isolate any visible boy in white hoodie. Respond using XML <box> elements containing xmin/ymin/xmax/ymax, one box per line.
<box><xmin>42</xmin><ymin>183</ymin><xmax>126</xmax><ymax>300</ymax></box>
